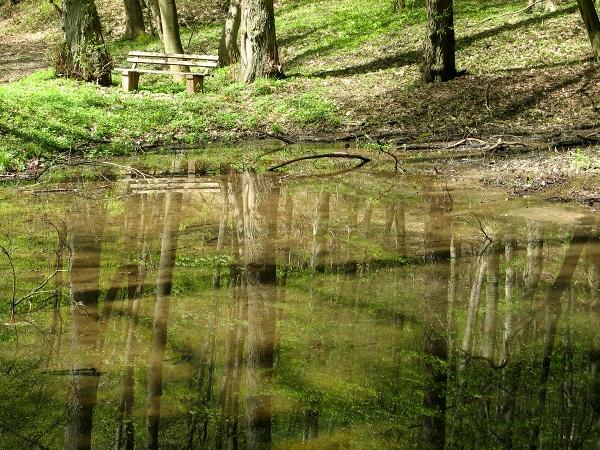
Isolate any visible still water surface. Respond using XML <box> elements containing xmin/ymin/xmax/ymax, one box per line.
<box><xmin>1</xmin><ymin>157</ymin><xmax>599</xmax><ymax>449</ymax></box>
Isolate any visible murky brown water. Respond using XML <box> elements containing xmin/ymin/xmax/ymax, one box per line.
<box><xmin>1</xmin><ymin>157</ymin><xmax>600</xmax><ymax>449</ymax></box>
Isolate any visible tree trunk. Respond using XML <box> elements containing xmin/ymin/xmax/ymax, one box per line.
<box><xmin>147</xmin><ymin>0</ymin><xmax>163</xmax><ymax>39</ymax></box>
<box><xmin>239</xmin><ymin>0</ymin><xmax>283</xmax><ymax>82</ymax></box>
<box><xmin>115</xmin><ymin>195</ymin><xmax>148</xmax><ymax>450</ymax></box>
<box><xmin>392</xmin><ymin>0</ymin><xmax>405</xmax><ymax>12</ymax></box>
<box><xmin>219</xmin><ymin>0</ymin><xmax>242</xmax><ymax>66</ymax></box>
<box><xmin>60</xmin><ymin>0</ymin><xmax>112</xmax><ymax>85</ymax></box>
<box><xmin>311</xmin><ymin>191</ymin><xmax>330</xmax><ymax>273</ymax></box>
<box><xmin>157</xmin><ymin>0</ymin><xmax>187</xmax><ymax>78</ymax></box>
<box><xmin>240</xmin><ymin>172</ymin><xmax>279</xmax><ymax>450</ymax></box>
<box><xmin>421</xmin><ymin>187</ymin><xmax>452</xmax><ymax>449</ymax></box>
<box><xmin>577</xmin><ymin>0</ymin><xmax>600</xmax><ymax>60</ymax></box>
<box><xmin>145</xmin><ymin>192</ymin><xmax>183</xmax><ymax>450</ymax></box>
<box><xmin>123</xmin><ymin>0</ymin><xmax>146</xmax><ymax>39</ymax></box>
<box><xmin>529</xmin><ymin>226</ymin><xmax>586</xmax><ymax>449</ymax></box>
<box><xmin>481</xmin><ymin>245</ymin><xmax>500</xmax><ymax>363</ymax></box>
<box><xmin>66</xmin><ymin>200</ymin><xmax>105</xmax><ymax>450</ymax></box>
<box><xmin>459</xmin><ymin>253</ymin><xmax>486</xmax><ymax>373</ymax></box>
<box><xmin>422</xmin><ymin>0</ymin><xmax>456</xmax><ymax>82</ymax></box>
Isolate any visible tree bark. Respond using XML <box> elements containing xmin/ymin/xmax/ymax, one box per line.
<box><xmin>60</xmin><ymin>0</ymin><xmax>112</xmax><ymax>85</ymax></box>
<box><xmin>66</xmin><ymin>200</ymin><xmax>105</xmax><ymax>450</ymax></box>
<box><xmin>145</xmin><ymin>192</ymin><xmax>183</xmax><ymax>450</ymax></box>
<box><xmin>123</xmin><ymin>0</ymin><xmax>146</xmax><ymax>39</ymax></box>
<box><xmin>240</xmin><ymin>172</ymin><xmax>279</xmax><ymax>450</ymax></box>
<box><xmin>481</xmin><ymin>245</ymin><xmax>500</xmax><ymax>363</ymax></box>
<box><xmin>576</xmin><ymin>0</ymin><xmax>600</xmax><ymax>60</ymax></box>
<box><xmin>529</xmin><ymin>226</ymin><xmax>587</xmax><ymax>449</ymax></box>
<box><xmin>421</xmin><ymin>187</ymin><xmax>452</xmax><ymax>449</ymax></box>
<box><xmin>157</xmin><ymin>0</ymin><xmax>187</xmax><ymax>78</ymax></box>
<box><xmin>422</xmin><ymin>0</ymin><xmax>456</xmax><ymax>82</ymax></box>
<box><xmin>147</xmin><ymin>0</ymin><xmax>163</xmax><ymax>39</ymax></box>
<box><xmin>219</xmin><ymin>0</ymin><xmax>242</xmax><ymax>66</ymax></box>
<box><xmin>115</xmin><ymin>195</ymin><xmax>148</xmax><ymax>450</ymax></box>
<box><xmin>239</xmin><ymin>0</ymin><xmax>283</xmax><ymax>82</ymax></box>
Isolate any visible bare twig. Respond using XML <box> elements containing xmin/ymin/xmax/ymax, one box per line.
<box><xmin>472</xmin><ymin>212</ymin><xmax>493</xmax><ymax>255</ymax></box>
<box><xmin>13</xmin><ymin>269</ymin><xmax>62</xmax><ymax>309</ymax></box>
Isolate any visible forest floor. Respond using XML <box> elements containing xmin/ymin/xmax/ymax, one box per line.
<box><xmin>1</xmin><ymin>0</ymin><xmax>600</xmax><ymax>204</ymax></box>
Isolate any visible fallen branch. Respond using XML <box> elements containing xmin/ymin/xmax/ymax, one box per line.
<box><xmin>267</xmin><ymin>152</ymin><xmax>371</xmax><ymax>172</ymax></box>
<box><xmin>446</xmin><ymin>137</ymin><xmax>487</xmax><ymax>149</ymax></box>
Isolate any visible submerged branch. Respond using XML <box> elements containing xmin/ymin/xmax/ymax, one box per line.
<box><xmin>267</xmin><ymin>152</ymin><xmax>371</xmax><ymax>172</ymax></box>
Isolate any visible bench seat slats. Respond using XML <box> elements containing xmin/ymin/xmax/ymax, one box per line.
<box><xmin>128</xmin><ymin>51</ymin><xmax>219</xmax><ymax>61</ymax></box>
<box><xmin>126</xmin><ymin>57</ymin><xmax>218</xmax><ymax>68</ymax></box>
<box><xmin>115</xmin><ymin>68</ymin><xmax>209</xmax><ymax>76</ymax></box>
<box><xmin>116</xmin><ymin>50</ymin><xmax>218</xmax><ymax>94</ymax></box>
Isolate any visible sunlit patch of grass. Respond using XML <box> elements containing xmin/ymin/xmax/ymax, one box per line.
<box><xmin>570</xmin><ymin>148</ymin><xmax>599</xmax><ymax>171</ymax></box>
<box><xmin>277</xmin><ymin>91</ymin><xmax>341</xmax><ymax>127</ymax></box>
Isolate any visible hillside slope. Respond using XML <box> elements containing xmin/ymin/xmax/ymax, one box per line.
<box><xmin>0</xmin><ymin>0</ymin><xmax>599</xmax><ymax>171</ymax></box>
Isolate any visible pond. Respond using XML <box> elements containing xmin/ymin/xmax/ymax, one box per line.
<box><xmin>0</xmin><ymin>152</ymin><xmax>599</xmax><ymax>449</ymax></box>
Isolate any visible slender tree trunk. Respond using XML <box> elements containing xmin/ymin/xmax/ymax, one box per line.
<box><xmin>219</xmin><ymin>0</ymin><xmax>242</xmax><ymax>66</ymax></box>
<box><xmin>239</xmin><ymin>0</ymin><xmax>283</xmax><ymax>82</ymax></box>
<box><xmin>395</xmin><ymin>200</ymin><xmax>407</xmax><ymax>255</ymax></box>
<box><xmin>362</xmin><ymin>203</ymin><xmax>373</xmax><ymax>238</ymax></box>
<box><xmin>158</xmin><ymin>0</ymin><xmax>183</xmax><ymax>53</ymax></box>
<box><xmin>147</xmin><ymin>0</ymin><xmax>163</xmax><ymax>39</ymax></box>
<box><xmin>422</xmin><ymin>0</ymin><xmax>456</xmax><ymax>82</ymax></box>
<box><xmin>241</xmin><ymin>172</ymin><xmax>279</xmax><ymax>450</ymax></box>
<box><xmin>157</xmin><ymin>0</ymin><xmax>187</xmax><ymax>78</ymax></box>
<box><xmin>421</xmin><ymin>187</ymin><xmax>452</xmax><ymax>449</ymax></box>
<box><xmin>524</xmin><ymin>221</ymin><xmax>544</xmax><ymax>297</ymax></box>
<box><xmin>480</xmin><ymin>244</ymin><xmax>500</xmax><ymax>429</ymax></box>
<box><xmin>123</xmin><ymin>0</ymin><xmax>146</xmax><ymax>39</ymax></box>
<box><xmin>48</xmin><ymin>221</ymin><xmax>67</xmax><ymax>368</ymax></box>
<box><xmin>529</xmin><ymin>226</ymin><xmax>587</xmax><ymax>450</ymax></box>
<box><xmin>66</xmin><ymin>201</ymin><xmax>105</xmax><ymax>450</ymax></box>
<box><xmin>228</xmin><ymin>286</ymin><xmax>246</xmax><ymax>450</ymax></box>
<box><xmin>577</xmin><ymin>0</ymin><xmax>600</xmax><ymax>61</ymax></box>
<box><xmin>393</xmin><ymin>0</ymin><xmax>405</xmax><ymax>12</ymax></box>
<box><xmin>281</xmin><ymin>193</ymin><xmax>294</xmax><ymax>285</ymax></box>
<box><xmin>115</xmin><ymin>195</ymin><xmax>149</xmax><ymax>450</ymax></box>
<box><xmin>481</xmin><ymin>245</ymin><xmax>500</xmax><ymax>363</ymax></box>
<box><xmin>459</xmin><ymin>253</ymin><xmax>487</xmax><ymax>373</ymax></box>
<box><xmin>60</xmin><ymin>0</ymin><xmax>112</xmax><ymax>85</ymax></box>
<box><xmin>145</xmin><ymin>192</ymin><xmax>183</xmax><ymax>450</ymax></box>
<box><xmin>312</xmin><ymin>191</ymin><xmax>330</xmax><ymax>273</ymax></box>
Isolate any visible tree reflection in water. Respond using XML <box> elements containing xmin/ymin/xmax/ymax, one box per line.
<box><xmin>3</xmin><ymin>166</ymin><xmax>600</xmax><ymax>449</ymax></box>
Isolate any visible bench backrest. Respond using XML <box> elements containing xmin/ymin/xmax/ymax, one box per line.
<box><xmin>127</xmin><ymin>51</ymin><xmax>219</xmax><ymax>70</ymax></box>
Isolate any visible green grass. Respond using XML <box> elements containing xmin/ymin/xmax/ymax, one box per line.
<box><xmin>0</xmin><ymin>0</ymin><xmax>596</xmax><ymax>172</ymax></box>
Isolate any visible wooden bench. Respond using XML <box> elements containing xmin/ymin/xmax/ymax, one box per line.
<box><xmin>115</xmin><ymin>51</ymin><xmax>219</xmax><ymax>94</ymax></box>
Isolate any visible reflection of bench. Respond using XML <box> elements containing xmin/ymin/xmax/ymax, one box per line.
<box><xmin>115</xmin><ymin>51</ymin><xmax>218</xmax><ymax>94</ymax></box>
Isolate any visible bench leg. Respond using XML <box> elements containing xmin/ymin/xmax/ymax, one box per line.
<box><xmin>122</xmin><ymin>70</ymin><xmax>139</xmax><ymax>92</ymax></box>
<box><xmin>186</xmin><ymin>74</ymin><xmax>204</xmax><ymax>95</ymax></box>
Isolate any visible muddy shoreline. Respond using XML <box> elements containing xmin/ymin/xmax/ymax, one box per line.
<box><xmin>2</xmin><ymin>128</ymin><xmax>600</xmax><ymax>208</ymax></box>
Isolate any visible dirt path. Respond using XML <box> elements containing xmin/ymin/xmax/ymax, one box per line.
<box><xmin>0</xmin><ymin>30</ymin><xmax>55</xmax><ymax>83</ymax></box>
